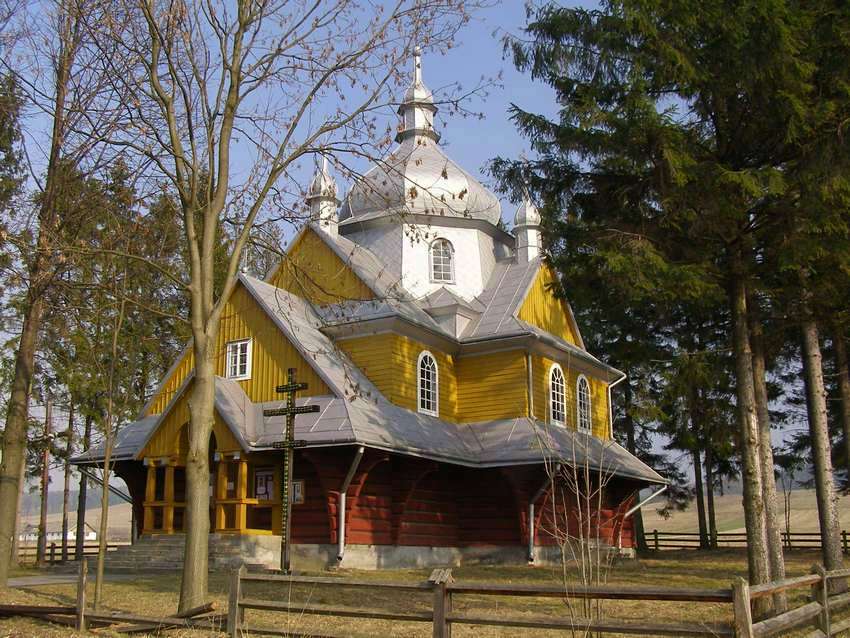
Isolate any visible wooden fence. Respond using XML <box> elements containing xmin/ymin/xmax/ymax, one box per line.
<box><xmin>225</xmin><ymin>565</ymin><xmax>850</xmax><ymax>637</ymax></box>
<box><xmin>649</xmin><ymin>530</ymin><xmax>850</xmax><ymax>553</ymax></box>
<box><xmin>15</xmin><ymin>542</ymin><xmax>128</xmax><ymax>565</ymax></box>
<box><xmin>2</xmin><ymin>555</ymin><xmax>849</xmax><ymax>636</ymax></box>
<box><xmin>733</xmin><ymin>566</ymin><xmax>850</xmax><ymax>637</ymax></box>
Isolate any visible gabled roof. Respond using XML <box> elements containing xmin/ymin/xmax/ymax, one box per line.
<box><xmin>421</xmin><ymin>286</ymin><xmax>486</xmax><ymax>315</ymax></box>
<box><xmin>462</xmin><ymin>257</ymin><xmax>541</xmax><ymax>338</ymax></box>
<box><xmin>74</xmin><ymin>272</ymin><xmax>663</xmax><ymax>484</ymax></box>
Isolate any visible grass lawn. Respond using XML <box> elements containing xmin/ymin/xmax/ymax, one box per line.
<box><xmin>0</xmin><ymin>550</ymin><xmax>842</xmax><ymax>637</ymax></box>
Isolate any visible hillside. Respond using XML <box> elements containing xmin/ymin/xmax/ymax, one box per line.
<box><xmin>642</xmin><ymin>488</ymin><xmax>850</xmax><ymax>534</ymax></box>
<box><xmin>18</xmin><ymin>491</ymin><xmax>132</xmax><ymax>541</ymax></box>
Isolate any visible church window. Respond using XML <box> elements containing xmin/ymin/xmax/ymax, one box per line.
<box><xmin>577</xmin><ymin>375</ymin><xmax>592</xmax><ymax>434</ymax></box>
<box><xmin>226</xmin><ymin>339</ymin><xmax>252</xmax><ymax>380</ymax></box>
<box><xmin>549</xmin><ymin>364</ymin><xmax>566</xmax><ymax>426</ymax></box>
<box><xmin>417</xmin><ymin>351</ymin><xmax>439</xmax><ymax>416</ymax></box>
<box><xmin>430</xmin><ymin>238</ymin><xmax>454</xmax><ymax>283</ymax></box>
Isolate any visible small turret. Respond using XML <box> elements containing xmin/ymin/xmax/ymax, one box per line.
<box><xmin>513</xmin><ymin>191</ymin><xmax>542</xmax><ymax>262</ymax></box>
<box><xmin>307</xmin><ymin>156</ymin><xmax>340</xmax><ymax>236</ymax></box>
<box><xmin>396</xmin><ymin>47</ymin><xmax>439</xmax><ymax>143</ymax></box>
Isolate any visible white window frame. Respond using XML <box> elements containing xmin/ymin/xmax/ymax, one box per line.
<box><xmin>429</xmin><ymin>238</ymin><xmax>455</xmax><ymax>284</ymax></box>
<box><xmin>577</xmin><ymin>374</ymin><xmax>592</xmax><ymax>434</ymax></box>
<box><xmin>417</xmin><ymin>350</ymin><xmax>439</xmax><ymax>417</ymax></box>
<box><xmin>549</xmin><ymin>363</ymin><xmax>566</xmax><ymax>426</ymax></box>
<box><xmin>225</xmin><ymin>338</ymin><xmax>253</xmax><ymax>381</ymax></box>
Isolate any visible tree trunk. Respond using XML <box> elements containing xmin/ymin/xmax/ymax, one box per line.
<box><xmin>0</xmin><ymin>0</ymin><xmax>78</xmax><ymax>583</ymax></box>
<box><xmin>692</xmin><ymin>448</ymin><xmax>709</xmax><ymax>549</ymax></box>
<box><xmin>179</xmin><ymin>351</ymin><xmax>216</xmax><ymax>612</ymax></box>
<box><xmin>833</xmin><ymin>329</ymin><xmax>850</xmax><ymax>483</ymax></box>
<box><xmin>37</xmin><ymin>397</ymin><xmax>52</xmax><ymax>567</ymax></box>
<box><xmin>728</xmin><ymin>251</ymin><xmax>771</xmax><ymax>600</ymax></box>
<box><xmin>748</xmin><ymin>301</ymin><xmax>786</xmax><ymax>609</ymax></box>
<box><xmin>0</xmin><ymin>296</ymin><xmax>46</xmax><ymax>583</ymax></box>
<box><xmin>622</xmin><ymin>377</ymin><xmax>648</xmax><ymax>552</ymax></box>
<box><xmin>800</xmin><ymin>312</ymin><xmax>844</xmax><ymax>572</ymax></box>
<box><xmin>75</xmin><ymin>414</ymin><xmax>93</xmax><ymax>560</ymax></box>
<box><xmin>61</xmin><ymin>403</ymin><xmax>74</xmax><ymax>562</ymax></box>
<box><xmin>705</xmin><ymin>445</ymin><xmax>718</xmax><ymax>549</ymax></box>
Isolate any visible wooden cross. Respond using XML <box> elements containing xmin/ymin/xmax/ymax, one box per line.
<box><xmin>262</xmin><ymin>367</ymin><xmax>319</xmax><ymax>573</ymax></box>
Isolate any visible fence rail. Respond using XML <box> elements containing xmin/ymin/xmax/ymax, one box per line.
<box><xmin>226</xmin><ymin>566</ymin><xmax>742</xmax><ymax>637</ymax></box>
<box><xmin>649</xmin><ymin>530</ymin><xmax>850</xmax><ymax>553</ymax></box>
<box><xmin>0</xmin><ymin>554</ymin><xmax>848</xmax><ymax>637</ymax></box>
<box><xmin>15</xmin><ymin>542</ymin><xmax>128</xmax><ymax>565</ymax></box>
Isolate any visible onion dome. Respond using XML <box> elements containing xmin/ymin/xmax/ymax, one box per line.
<box><xmin>306</xmin><ymin>155</ymin><xmax>338</xmax><ymax>203</ymax></box>
<box><xmin>514</xmin><ymin>191</ymin><xmax>541</xmax><ymax>228</ymax></box>
<box><xmin>341</xmin><ymin>50</ymin><xmax>502</xmax><ymax>226</ymax></box>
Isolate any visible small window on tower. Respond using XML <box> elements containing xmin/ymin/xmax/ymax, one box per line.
<box><xmin>417</xmin><ymin>351</ymin><xmax>439</xmax><ymax>416</ymax></box>
<box><xmin>225</xmin><ymin>339</ymin><xmax>252</xmax><ymax>380</ymax></box>
<box><xmin>549</xmin><ymin>364</ymin><xmax>566</xmax><ymax>426</ymax></box>
<box><xmin>430</xmin><ymin>238</ymin><xmax>454</xmax><ymax>283</ymax></box>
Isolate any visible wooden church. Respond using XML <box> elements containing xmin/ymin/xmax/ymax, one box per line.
<box><xmin>74</xmin><ymin>52</ymin><xmax>664</xmax><ymax>569</ymax></box>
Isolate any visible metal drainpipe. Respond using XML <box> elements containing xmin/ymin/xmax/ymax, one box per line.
<box><xmin>337</xmin><ymin>446</ymin><xmax>365</xmax><ymax>562</ymax></box>
<box><xmin>527</xmin><ymin>475</ymin><xmax>553</xmax><ymax>563</ymax></box>
<box><xmin>616</xmin><ymin>485</ymin><xmax>668</xmax><ymax>549</ymax></box>
<box><xmin>607</xmin><ymin>373</ymin><xmax>627</xmax><ymax>439</ymax></box>
<box><xmin>526</xmin><ymin>353</ymin><xmax>535</xmax><ymax>418</ymax></box>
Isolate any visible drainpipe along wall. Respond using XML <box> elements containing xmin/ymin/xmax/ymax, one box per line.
<box><xmin>337</xmin><ymin>446</ymin><xmax>365</xmax><ymax>562</ymax></box>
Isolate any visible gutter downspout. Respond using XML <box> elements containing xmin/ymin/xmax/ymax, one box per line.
<box><xmin>527</xmin><ymin>473</ymin><xmax>554</xmax><ymax>563</ymax></box>
<box><xmin>337</xmin><ymin>446</ymin><xmax>365</xmax><ymax>563</ymax></box>
<box><xmin>617</xmin><ymin>485</ymin><xmax>668</xmax><ymax>549</ymax></box>
<box><xmin>607</xmin><ymin>372</ymin><xmax>627</xmax><ymax>439</ymax></box>
<box><xmin>526</xmin><ymin>353</ymin><xmax>535</xmax><ymax>418</ymax></box>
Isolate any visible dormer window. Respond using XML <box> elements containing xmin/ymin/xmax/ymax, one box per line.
<box><xmin>226</xmin><ymin>339</ymin><xmax>252</xmax><ymax>380</ymax></box>
<box><xmin>549</xmin><ymin>364</ymin><xmax>566</xmax><ymax>426</ymax></box>
<box><xmin>417</xmin><ymin>351</ymin><xmax>439</xmax><ymax>416</ymax></box>
<box><xmin>430</xmin><ymin>238</ymin><xmax>454</xmax><ymax>283</ymax></box>
<box><xmin>577</xmin><ymin>375</ymin><xmax>592</xmax><ymax>434</ymax></box>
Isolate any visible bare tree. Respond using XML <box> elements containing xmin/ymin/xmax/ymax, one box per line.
<box><xmin>91</xmin><ymin>0</ymin><xmax>487</xmax><ymax>609</ymax></box>
<box><xmin>0</xmin><ymin>0</ymin><xmax>125</xmax><ymax>585</ymax></box>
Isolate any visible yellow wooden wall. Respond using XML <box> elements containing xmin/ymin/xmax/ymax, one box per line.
<box><xmin>146</xmin><ymin>281</ymin><xmax>332</xmax><ymax>416</ymax></box>
<box><xmin>456</xmin><ymin>350</ymin><xmax>529</xmax><ymax>422</ymax></box>
<box><xmin>518</xmin><ymin>266</ymin><xmax>580</xmax><ymax>346</ymax></box>
<box><xmin>338</xmin><ymin>333</ymin><xmax>458</xmax><ymax>421</ymax></box>
<box><xmin>269</xmin><ymin>227</ymin><xmax>374</xmax><ymax>305</ymax></box>
<box><xmin>139</xmin><ymin>381</ymin><xmax>242</xmax><ymax>460</ymax></box>
<box><xmin>531</xmin><ymin>355</ymin><xmax>609</xmax><ymax>439</ymax></box>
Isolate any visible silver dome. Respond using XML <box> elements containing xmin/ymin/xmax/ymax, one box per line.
<box><xmin>514</xmin><ymin>191</ymin><xmax>541</xmax><ymax>228</ymax></box>
<box><xmin>341</xmin><ymin>51</ymin><xmax>502</xmax><ymax>226</ymax></box>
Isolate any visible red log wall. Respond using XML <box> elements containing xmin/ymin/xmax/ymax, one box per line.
<box><xmin>161</xmin><ymin>447</ymin><xmax>640</xmax><ymax>550</ymax></box>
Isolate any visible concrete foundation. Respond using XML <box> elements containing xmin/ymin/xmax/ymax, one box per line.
<box><xmin>230</xmin><ymin>539</ymin><xmax>626</xmax><ymax>570</ymax></box>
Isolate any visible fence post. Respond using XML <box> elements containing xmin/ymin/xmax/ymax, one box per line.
<box><xmin>226</xmin><ymin>564</ymin><xmax>245</xmax><ymax>638</ymax></box>
<box><xmin>653</xmin><ymin>529</ymin><xmax>659</xmax><ymax>551</ymax></box>
<box><xmin>812</xmin><ymin>564</ymin><xmax>830</xmax><ymax>636</ymax></box>
<box><xmin>75</xmin><ymin>557</ymin><xmax>88</xmax><ymax>631</ymax></box>
<box><xmin>430</xmin><ymin>568</ymin><xmax>453</xmax><ymax>638</ymax></box>
<box><xmin>732</xmin><ymin>577</ymin><xmax>753</xmax><ymax>638</ymax></box>
<box><xmin>49</xmin><ymin>542</ymin><xmax>56</xmax><ymax>565</ymax></box>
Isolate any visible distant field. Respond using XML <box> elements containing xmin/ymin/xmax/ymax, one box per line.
<box><xmin>18</xmin><ymin>502</ymin><xmax>132</xmax><ymax>541</ymax></box>
<box><xmin>642</xmin><ymin>488</ymin><xmax>850</xmax><ymax>534</ymax></box>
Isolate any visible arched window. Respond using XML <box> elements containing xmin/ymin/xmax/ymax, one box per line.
<box><xmin>549</xmin><ymin>364</ymin><xmax>566</xmax><ymax>426</ymax></box>
<box><xmin>577</xmin><ymin>375</ymin><xmax>592</xmax><ymax>434</ymax></box>
<box><xmin>417</xmin><ymin>351</ymin><xmax>439</xmax><ymax>416</ymax></box>
<box><xmin>430</xmin><ymin>238</ymin><xmax>454</xmax><ymax>283</ymax></box>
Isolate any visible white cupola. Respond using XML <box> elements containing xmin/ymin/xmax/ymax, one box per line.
<box><xmin>307</xmin><ymin>156</ymin><xmax>340</xmax><ymax>236</ymax></box>
<box><xmin>513</xmin><ymin>191</ymin><xmax>542</xmax><ymax>262</ymax></box>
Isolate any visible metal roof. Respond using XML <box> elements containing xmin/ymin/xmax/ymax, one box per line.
<box><xmin>73</xmin><ymin>274</ymin><xmax>663</xmax><ymax>485</ymax></box>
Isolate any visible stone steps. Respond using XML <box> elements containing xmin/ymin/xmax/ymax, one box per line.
<box><xmin>103</xmin><ymin>534</ymin><xmax>276</xmax><ymax>571</ymax></box>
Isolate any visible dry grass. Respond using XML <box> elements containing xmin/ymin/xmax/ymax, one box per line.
<box><xmin>0</xmin><ymin>550</ymin><xmax>843</xmax><ymax>637</ymax></box>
